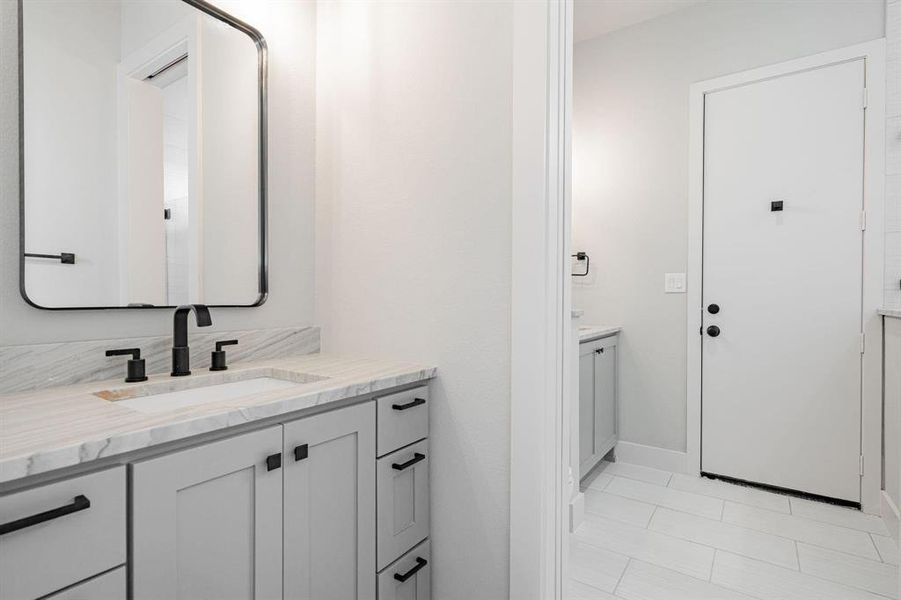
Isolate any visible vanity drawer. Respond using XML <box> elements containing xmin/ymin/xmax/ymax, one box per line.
<box><xmin>377</xmin><ymin>386</ymin><xmax>429</xmax><ymax>457</ymax></box>
<box><xmin>378</xmin><ymin>540</ymin><xmax>431</xmax><ymax>600</ymax></box>
<box><xmin>0</xmin><ymin>466</ymin><xmax>126</xmax><ymax>600</ymax></box>
<box><xmin>377</xmin><ymin>440</ymin><xmax>430</xmax><ymax>570</ymax></box>
<box><xmin>44</xmin><ymin>566</ymin><xmax>126</xmax><ymax>600</ymax></box>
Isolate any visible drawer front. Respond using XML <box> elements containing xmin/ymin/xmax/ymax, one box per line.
<box><xmin>45</xmin><ymin>567</ymin><xmax>126</xmax><ymax>600</ymax></box>
<box><xmin>378</xmin><ymin>540</ymin><xmax>431</xmax><ymax>600</ymax></box>
<box><xmin>0</xmin><ymin>466</ymin><xmax>126</xmax><ymax>600</ymax></box>
<box><xmin>377</xmin><ymin>386</ymin><xmax>429</xmax><ymax>457</ymax></box>
<box><xmin>377</xmin><ymin>440</ymin><xmax>430</xmax><ymax>570</ymax></box>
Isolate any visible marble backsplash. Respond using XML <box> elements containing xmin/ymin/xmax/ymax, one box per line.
<box><xmin>0</xmin><ymin>326</ymin><xmax>320</xmax><ymax>394</ymax></box>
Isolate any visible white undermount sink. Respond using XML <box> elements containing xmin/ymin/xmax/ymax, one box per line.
<box><xmin>94</xmin><ymin>368</ymin><xmax>327</xmax><ymax>414</ymax></box>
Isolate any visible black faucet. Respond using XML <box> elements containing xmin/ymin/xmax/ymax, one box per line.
<box><xmin>171</xmin><ymin>304</ymin><xmax>212</xmax><ymax>376</ymax></box>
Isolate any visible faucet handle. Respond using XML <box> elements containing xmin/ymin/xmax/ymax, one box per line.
<box><xmin>105</xmin><ymin>348</ymin><xmax>148</xmax><ymax>383</ymax></box>
<box><xmin>210</xmin><ymin>340</ymin><xmax>238</xmax><ymax>371</ymax></box>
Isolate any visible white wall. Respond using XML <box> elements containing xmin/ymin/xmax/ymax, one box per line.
<box><xmin>315</xmin><ymin>2</ymin><xmax>513</xmax><ymax>598</ymax></box>
<box><xmin>0</xmin><ymin>0</ymin><xmax>316</xmax><ymax>345</ymax></box>
<box><xmin>887</xmin><ymin>0</ymin><xmax>901</xmax><ymax>308</ymax></box>
<box><xmin>572</xmin><ymin>0</ymin><xmax>885</xmax><ymax>452</ymax></box>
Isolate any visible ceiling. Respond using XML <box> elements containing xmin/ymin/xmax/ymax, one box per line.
<box><xmin>574</xmin><ymin>0</ymin><xmax>705</xmax><ymax>43</ymax></box>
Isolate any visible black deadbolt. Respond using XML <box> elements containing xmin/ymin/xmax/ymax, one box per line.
<box><xmin>706</xmin><ymin>325</ymin><xmax>721</xmax><ymax>337</ymax></box>
<box><xmin>707</xmin><ymin>304</ymin><xmax>720</xmax><ymax>314</ymax></box>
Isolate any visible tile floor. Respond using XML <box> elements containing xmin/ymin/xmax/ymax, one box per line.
<box><xmin>569</xmin><ymin>461</ymin><xmax>900</xmax><ymax>600</ymax></box>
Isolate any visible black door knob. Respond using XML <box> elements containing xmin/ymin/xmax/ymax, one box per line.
<box><xmin>707</xmin><ymin>304</ymin><xmax>720</xmax><ymax>314</ymax></box>
<box><xmin>707</xmin><ymin>325</ymin><xmax>721</xmax><ymax>337</ymax></box>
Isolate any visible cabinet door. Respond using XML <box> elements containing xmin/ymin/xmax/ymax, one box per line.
<box><xmin>593</xmin><ymin>343</ymin><xmax>617</xmax><ymax>454</ymax></box>
<box><xmin>578</xmin><ymin>348</ymin><xmax>595</xmax><ymax>470</ymax></box>
<box><xmin>283</xmin><ymin>403</ymin><xmax>376</xmax><ymax>600</ymax></box>
<box><xmin>132</xmin><ymin>426</ymin><xmax>283</xmax><ymax>600</ymax></box>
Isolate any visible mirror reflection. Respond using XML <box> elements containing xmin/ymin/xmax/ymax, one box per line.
<box><xmin>21</xmin><ymin>0</ymin><xmax>265</xmax><ymax>309</ymax></box>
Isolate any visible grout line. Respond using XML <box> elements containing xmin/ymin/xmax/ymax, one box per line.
<box><xmin>793</xmin><ymin>540</ymin><xmax>801</xmax><ymax>571</ymax></box>
<box><xmin>646</xmin><ymin>504</ymin><xmax>659</xmax><ymax>529</ymax></box>
<box><xmin>611</xmin><ymin>557</ymin><xmax>631</xmax><ymax>596</ymax></box>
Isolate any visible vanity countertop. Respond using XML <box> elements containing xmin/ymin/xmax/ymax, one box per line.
<box><xmin>880</xmin><ymin>307</ymin><xmax>901</xmax><ymax>319</ymax></box>
<box><xmin>0</xmin><ymin>354</ymin><xmax>436</xmax><ymax>485</ymax></box>
<box><xmin>578</xmin><ymin>325</ymin><xmax>622</xmax><ymax>343</ymax></box>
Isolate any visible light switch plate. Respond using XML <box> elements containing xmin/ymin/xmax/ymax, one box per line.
<box><xmin>665</xmin><ymin>272</ymin><xmax>686</xmax><ymax>293</ymax></box>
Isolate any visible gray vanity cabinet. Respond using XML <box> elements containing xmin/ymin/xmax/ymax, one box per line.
<box><xmin>283</xmin><ymin>403</ymin><xmax>375</xmax><ymax>600</ymax></box>
<box><xmin>131</xmin><ymin>426</ymin><xmax>284</xmax><ymax>600</ymax></box>
<box><xmin>579</xmin><ymin>334</ymin><xmax>618</xmax><ymax>479</ymax></box>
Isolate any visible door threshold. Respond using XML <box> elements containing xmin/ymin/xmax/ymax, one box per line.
<box><xmin>701</xmin><ymin>471</ymin><xmax>861</xmax><ymax>510</ymax></box>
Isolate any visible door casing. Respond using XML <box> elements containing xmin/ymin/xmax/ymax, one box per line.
<box><xmin>686</xmin><ymin>40</ymin><xmax>886</xmax><ymax>513</ymax></box>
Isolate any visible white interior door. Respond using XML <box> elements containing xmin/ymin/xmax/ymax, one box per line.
<box><xmin>701</xmin><ymin>59</ymin><xmax>865</xmax><ymax>503</ymax></box>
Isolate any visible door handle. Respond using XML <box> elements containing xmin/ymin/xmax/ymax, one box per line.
<box><xmin>0</xmin><ymin>495</ymin><xmax>90</xmax><ymax>536</ymax></box>
<box><xmin>706</xmin><ymin>325</ymin><xmax>721</xmax><ymax>337</ymax></box>
<box><xmin>393</xmin><ymin>557</ymin><xmax>428</xmax><ymax>582</ymax></box>
<box><xmin>392</xmin><ymin>453</ymin><xmax>426</xmax><ymax>471</ymax></box>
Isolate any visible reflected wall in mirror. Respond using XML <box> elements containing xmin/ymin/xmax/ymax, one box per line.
<box><xmin>20</xmin><ymin>0</ymin><xmax>267</xmax><ymax>309</ymax></box>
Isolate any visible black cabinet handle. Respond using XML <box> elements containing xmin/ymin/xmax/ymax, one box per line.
<box><xmin>392</xmin><ymin>453</ymin><xmax>426</xmax><ymax>471</ymax></box>
<box><xmin>294</xmin><ymin>444</ymin><xmax>308</xmax><ymax>462</ymax></box>
<box><xmin>266</xmin><ymin>453</ymin><xmax>282</xmax><ymax>471</ymax></box>
<box><xmin>392</xmin><ymin>398</ymin><xmax>426</xmax><ymax>411</ymax></box>
<box><xmin>393</xmin><ymin>557</ymin><xmax>428</xmax><ymax>582</ymax></box>
<box><xmin>707</xmin><ymin>325</ymin><xmax>721</xmax><ymax>338</ymax></box>
<box><xmin>0</xmin><ymin>495</ymin><xmax>90</xmax><ymax>536</ymax></box>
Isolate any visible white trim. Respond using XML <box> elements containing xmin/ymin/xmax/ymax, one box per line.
<box><xmin>569</xmin><ymin>491</ymin><xmax>585</xmax><ymax>533</ymax></box>
<box><xmin>509</xmin><ymin>1</ymin><xmax>572</xmax><ymax>599</ymax></box>
<box><xmin>686</xmin><ymin>40</ymin><xmax>886</xmax><ymax>513</ymax></box>
<box><xmin>882</xmin><ymin>491</ymin><xmax>901</xmax><ymax>542</ymax></box>
<box><xmin>615</xmin><ymin>441</ymin><xmax>690</xmax><ymax>475</ymax></box>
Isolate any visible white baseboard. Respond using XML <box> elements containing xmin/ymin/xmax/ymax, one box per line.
<box><xmin>882</xmin><ymin>491</ymin><xmax>900</xmax><ymax>542</ymax></box>
<box><xmin>615</xmin><ymin>441</ymin><xmax>691</xmax><ymax>474</ymax></box>
<box><xmin>569</xmin><ymin>491</ymin><xmax>585</xmax><ymax>533</ymax></box>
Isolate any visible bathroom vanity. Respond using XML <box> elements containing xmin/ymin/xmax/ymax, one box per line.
<box><xmin>578</xmin><ymin>326</ymin><xmax>620</xmax><ymax>479</ymax></box>
<box><xmin>0</xmin><ymin>355</ymin><xmax>436</xmax><ymax>600</ymax></box>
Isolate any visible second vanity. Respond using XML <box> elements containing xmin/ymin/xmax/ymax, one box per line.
<box><xmin>0</xmin><ymin>353</ymin><xmax>436</xmax><ymax>600</ymax></box>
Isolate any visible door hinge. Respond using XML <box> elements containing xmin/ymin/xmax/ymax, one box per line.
<box><xmin>859</xmin><ymin>455</ymin><xmax>865</xmax><ymax>476</ymax></box>
<box><xmin>862</xmin><ymin>88</ymin><xmax>868</xmax><ymax>109</ymax></box>
<box><xmin>860</xmin><ymin>333</ymin><xmax>866</xmax><ymax>354</ymax></box>
<box><xmin>860</xmin><ymin>210</ymin><xmax>867</xmax><ymax>231</ymax></box>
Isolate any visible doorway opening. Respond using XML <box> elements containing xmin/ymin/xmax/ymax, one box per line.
<box><xmin>563</xmin><ymin>2</ymin><xmax>890</xmax><ymax>598</ymax></box>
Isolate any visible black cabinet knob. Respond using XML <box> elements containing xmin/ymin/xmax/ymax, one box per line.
<box><xmin>707</xmin><ymin>304</ymin><xmax>720</xmax><ymax>314</ymax></box>
<box><xmin>266</xmin><ymin>453</ymin><xmax>282</xmax><ymax>471</ymax></box>
<box><xmin>706</xmin><ymin>325</ymin><xmax>721</xmax><ymax>337</ymax></box>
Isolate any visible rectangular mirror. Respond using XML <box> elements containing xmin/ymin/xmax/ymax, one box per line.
<box><xmin>19</xmin><ymin>0</ymin><xmax>267</xmax><ymax>309</ymax></box>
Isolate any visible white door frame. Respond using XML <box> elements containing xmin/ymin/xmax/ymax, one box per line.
<box><xmin>509</xmin><ymin>0</ymin><xmax>572</xmax><ymax>598</ymax></box>
<box><xmin>686</xmin><ymin>40</ymin><xmax>886</xmax><ymax>513</ymax></box>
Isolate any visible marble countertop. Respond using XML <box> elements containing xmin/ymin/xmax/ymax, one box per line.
<box><xmin>578</xmin><ymin>325</ymin><xmax>622</xmax><ymax>342</ymax></box>
<box><xmin>880</xmin><ymin>308</ymin><xmax>901</xmax><ymax>319</ymax></box>
<box><xmin>0</xmin><ymin>354</ymin><xmax>436</xmax><ymax>484</ymax></box>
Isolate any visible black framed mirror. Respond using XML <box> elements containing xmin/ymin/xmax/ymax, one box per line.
<box><xmin>19</xmin><ymin>0</ymin><xmax>268</xmax><ymax>309</ymax></box>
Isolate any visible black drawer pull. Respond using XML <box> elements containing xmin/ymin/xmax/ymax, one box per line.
<box><xmin>0</xmin><ymin>495</ymin><xmax>90</xmax><ymax>536</ymax></box>
<box><xmin>392</xmin><ymin>453</ymin><xmax>426</xmax><ymax>471</ymax></box>
<box><xmin>393</xmin><ymin>557</ymin><xmax>428</xmax><ymax>582</ymax></box>
<box><xmin>392</xmin><ymin>397</ymin><xmax>426</xmax><ymax>411</ymax></box>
